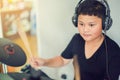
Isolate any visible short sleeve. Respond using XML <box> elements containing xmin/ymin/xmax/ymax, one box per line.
<box><xmin>108</xmin><ymin>47</ymin><xmax>120</xmax><ymax>80</ymax></box>
<box><xmin>105</xmin><ymin>36</ymin><xmax>120</xmax><ymax>80</ymax></box>
<box><xmin>61</xmin><ymin>33</ymin><xmax>83</xmax><ymax>59</ymax></box>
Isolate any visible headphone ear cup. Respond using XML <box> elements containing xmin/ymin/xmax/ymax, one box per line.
<box><xmin>107</xmin><ymin>17</ymin><xmax>112</xmax><ymax>30</ymax></box>
<box><xmin>72</xmin><ymin>14</ymin><xmax>78</xmax><ymax>27</ymax></box>
<box><xmin>103</xmin><ymin>17</ymin><xmax>113</xmax><ymax>30</ymax></box>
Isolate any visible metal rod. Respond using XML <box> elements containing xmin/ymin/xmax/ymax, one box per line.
<box><xmin>2</xmin><ymin>64</ymin><xmax>8</xmax><ymax>73</ymax></box>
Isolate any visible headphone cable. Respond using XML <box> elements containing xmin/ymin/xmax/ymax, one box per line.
<box><xmin>104</xmin><ymin>30</ymin><xmax>111</xmax><ymax>80</ymax></box>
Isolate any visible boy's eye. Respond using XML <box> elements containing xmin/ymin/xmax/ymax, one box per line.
<box><xmin>89</xmin><ymin>24</ymin><xmax>95</xmax><ymax>27</ymax></box>
<box><xmin>79</xmin><ymin>23</ymin><xmax>84</xmax><ymax>26</ymax></box>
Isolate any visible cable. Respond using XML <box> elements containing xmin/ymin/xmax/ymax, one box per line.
<box><xmin>104</xmin><ymin>30</ymin><xmax>111</xmax><ymax>80</ymax></box>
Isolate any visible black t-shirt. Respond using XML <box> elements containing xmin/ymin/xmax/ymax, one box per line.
<box><xmin>61</xmin><ymin>33</ymin><xmax>120</xmax><ymax>80</ymax></box>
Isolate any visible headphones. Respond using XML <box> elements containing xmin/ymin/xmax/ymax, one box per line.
<box><xmin>72</xmin><ymin>0</ymin><xmax>113</xmax><ymax>31</ymax></box>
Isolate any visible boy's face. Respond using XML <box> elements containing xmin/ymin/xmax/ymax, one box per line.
<box><xmin>77</xmin><ymin>14</ymin><xmax>103</xmax><ymax>42</ymax></box>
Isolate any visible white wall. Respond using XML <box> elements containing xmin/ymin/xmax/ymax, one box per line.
<box><xmin>34</xmin><ymin>0</ymin><xmax>120</xmax><ymax>79</ymax></box>
<box><xmin>107</xmin><ymin>0</ymin><xmax>120</xmax><ymax>46</ymax></box>
<box><xmin>34</xmin><ymin>0</ymin><xmax>79</xmax><ymax>79</ymax></box>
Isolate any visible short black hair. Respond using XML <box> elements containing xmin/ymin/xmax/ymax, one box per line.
<box><xmin>77</xmin><ymin>0</ymin><xmax>106</xmax><ymax>20</ymax></box>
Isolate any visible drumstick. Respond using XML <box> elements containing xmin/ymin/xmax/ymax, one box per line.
<box><xmin>15</xmin><ymin>19</ymin><xmax>40</xmax><ymax>71</ymax></box>
<box><xmin>15</xmin><ymin>19</ymin><xmax>33</xmax><ymax>58</ymax></box>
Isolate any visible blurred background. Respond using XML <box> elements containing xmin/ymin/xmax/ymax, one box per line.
<box><xmin>0</xmin><ymin>0</ymin><xmax>38</xmax><ymax>73</ymax></box>
<box><xmin>0</xmin><ymin>0</ymin><xmax>120</xmax><ymax>80</ymax></box>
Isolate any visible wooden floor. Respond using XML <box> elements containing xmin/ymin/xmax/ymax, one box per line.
<box><xmin>6</xmin><ymin>33</ymin><xmax>38</xmax><ymax>72</ymax></box>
